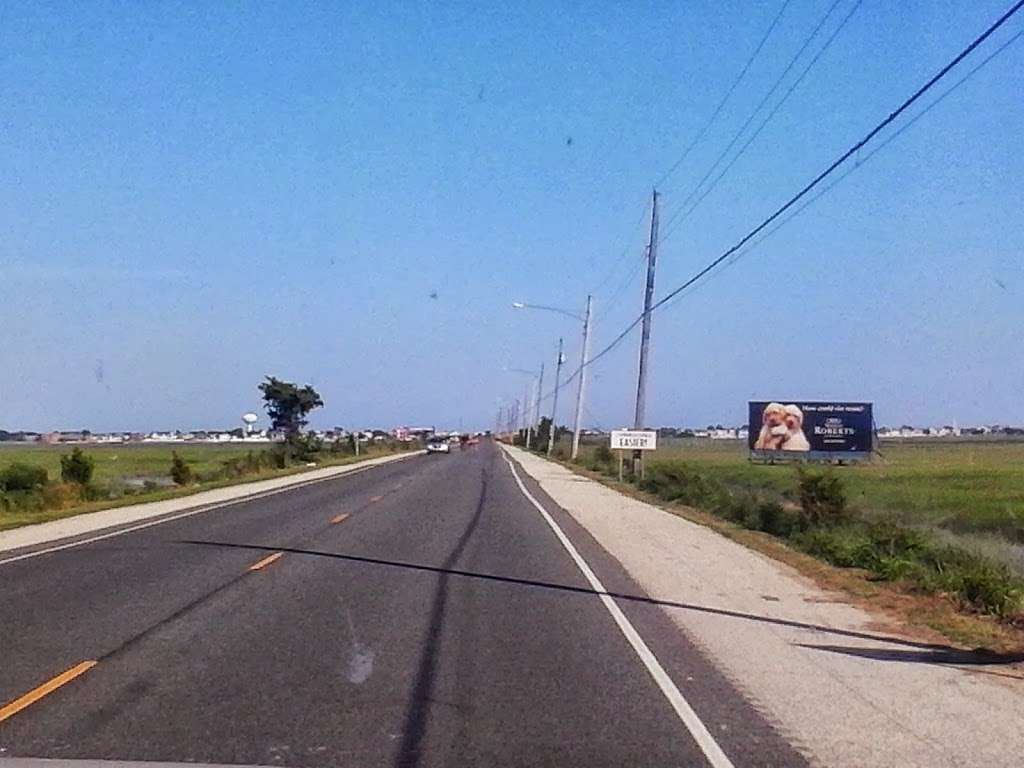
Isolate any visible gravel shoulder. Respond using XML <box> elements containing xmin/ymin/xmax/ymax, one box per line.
<box><xmin>504</xmin><ymin>445</ymin><xmax>1024</xmax><ymax>768</ymax></box>
<box><xmin>0</xmin><ymin>451</ymin><xmax>420</xmax><ymax>556</ymax></box>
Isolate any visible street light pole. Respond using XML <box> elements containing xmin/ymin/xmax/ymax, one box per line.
<box><xmin>570</xmin><ymin>294</ymin><xmax>593</xmax><ymax>460</ymax></box>
<box><xmin>523</xmin><ymin>379</ymin><xmax>532</xmax><ymax>447</ymax></box>
<box><xmin>511</xmin><ymin>299</ymin><xmax>589</xmax><ymax>459</ymax></box>
<box><xmin>535</xmin><ymin>362</ymin><xmax>545</xmax><ymax>427</ymax></box>
<box><xmin>548</xmin><ymin>337</ymin><xmax>564</xmax><ymax>455</ymax></box>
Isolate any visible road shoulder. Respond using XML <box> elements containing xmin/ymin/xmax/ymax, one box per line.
<box><xmin>502</xmin><ymin>445</ymin><xmax>1024</xmax><ymax>768</ymax></box>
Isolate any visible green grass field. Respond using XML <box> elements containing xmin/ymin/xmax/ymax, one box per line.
<box><xmin>0</xmin><ymin>442</ymin><xmax>265</xmax><ymax>486</ymax></box>
<box><xmin>574</xmin><ymin>436</ymin><xmax>1024</xmax><ymax>567</ymax></box>
<box><xmin>641</xmin><ymin>438</ymin><xmax>1024</xmax><ymax>538</ymax></box>
<box><xmin>0</xmin><ymin>441</ymin><xmax>403</xmax><ymax>531</ymax></box>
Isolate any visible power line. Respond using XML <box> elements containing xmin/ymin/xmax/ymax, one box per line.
<box><xmin>541</xmin><ymin>0</ymin><xmax>1024</xmax><ymax>403</ymax></box>
<box><xmin>600</xmin><ymin>253</ymin><xmax>646</xmax><ymax>318</ymax></box>
<box><xmin>660</xmin><ymin>0</ymin><xmax>863</xmax><ymax>245</ymax></box>
<box><xmin>655</xmin><ymin>0</ymin><xmax>793</xmax><ymax>189</ymax></box>
<box><xmin>666</xmin><ymin>24</ymin><xmax>1024</xmax><ymax>305</ymax></box>
<box><xmin>651</xmin><ymin>0</ymin><xmax>1024</xmax><ymax>316</ymax></box>
<box><xmin>589</xmin><ymin>196</ymin><xmax>651</xmax><ymax>296</ymax></box>
<box><xmin>659</xmin><ymin>0</ymin><xmax>846</xmax><ymax>235</ymax></box>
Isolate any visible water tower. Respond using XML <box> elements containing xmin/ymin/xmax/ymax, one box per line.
<box><xmin>242</xmin><ymin>412</ymin><xmax>258</xmax><ymax>436</ymax></box>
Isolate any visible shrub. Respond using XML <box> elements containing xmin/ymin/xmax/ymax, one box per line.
<box><xmin>243</xmin><ymin>450</ymin><xmax>267</xmax><ymax>473</ymax></box>
<box><xmin>221</xmin><ymin>458</ymin><xmax>244</xmax><ymax>478</ymax></box>
<box><xmin>797</xmin><ymin>469</ymin><xmax>847</xmax><ymax>527</ymax></box>
<box><xmin>41</xmin><ymin>482</ymin><xmax>82</xmax><ymax>509</ymax></box>
<box><xmin>0</xmin><ymin>462</ymin><xmax>49</xmax><ymax>492</ymax></box>
<box><xmin>755</xmin><ymin>500</ymin><xmax>797</xmax><ymax>537</ymax></box>
<box><xmin>60</xmin><ymin>447</ymin><xmax>95</xmax><ymax>485</ymax></box>
<box><xmin>288</xmin><ymin>433</ymin><xmax>323</xmax><ymax>462</ymax></box>
<box><xmin>268</xmin><ymin>446</ymin><xmax>288</xmax><ymax>469</ymax></box>
<box><xmin>170</xmin><ymin>452</ymin><xmax>193</xmax><ymax>485</ymax></box>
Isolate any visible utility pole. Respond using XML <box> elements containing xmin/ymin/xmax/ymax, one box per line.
<box><xmin>547</xmin><ymin>337</ymin><xmax>564</xmax><ymax>455</ymax></box>
<box><xmin>523</xmin><ymin>379</ymin><xmax>533</xmax><ymax>448</ymax></box>
<box><xmin>535</xmin><ymin>362</ymin><xmax>545</xmax><ymax>428</ymax></box>
<box><xmin>571</xmin><ymin>294</ymin><xmax>593</xmax><ymax>460</ymax></box>
<box><xmin>633</xmin><ymin>189</ymin><xmax>659</xmax><ymax>475</ymax></box>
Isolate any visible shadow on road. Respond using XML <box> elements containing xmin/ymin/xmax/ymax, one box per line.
<box><xmin>391</xmin><ymin>462</ymin><xmax>489</xmax><ymax>767</ymax></box>
<box><xmin>176</xmin><ymin>536</ymin><xmax>1022</xmax><ymax>666</ymax></box>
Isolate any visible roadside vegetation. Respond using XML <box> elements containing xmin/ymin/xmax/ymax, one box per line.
<box><xmin>520</xmin><ymin>433</ymin><xmax>1024</xmax><ymax>623</ymax></box>
<box><xmin>0</xmin><ymin>376</ymin><xmax>413</xmax><ymax>531</ymax></box>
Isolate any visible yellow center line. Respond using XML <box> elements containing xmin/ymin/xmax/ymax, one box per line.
<box><xmin>248</xmin><ymin>552</ymin><xmax>284</xmax><ymax>571</ymax></box>
<box><xmin>330</xmin><ymin>513</ymin><xmax>350</xmax><ymax>524</ymax></box>
<box><xmin>0</xmin><ymin>660</ymin><xmax>97</xmax><ymax>723</ymax></box>
<box><xmin>369</xmin><ymin>495</ymin><xmax>383</xmax><ymax>503</ymax></box>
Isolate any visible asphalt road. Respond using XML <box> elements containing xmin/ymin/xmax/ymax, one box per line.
<box><xmin>0</xmin><ymin>441</ymin><xmax>806</xmax><ymax>767</ymax></box>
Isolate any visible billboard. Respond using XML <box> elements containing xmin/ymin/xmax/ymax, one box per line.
<box><xmin>748</xmin><ymin>401</ymin><xmax>873</xmax><ymax>456</ymax></box>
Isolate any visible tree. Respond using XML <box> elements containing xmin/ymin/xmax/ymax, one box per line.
<box><xmin>259</xmin><ymin>376</ymin><xmax>324</xmax><ymax>437</ymax></box>
<box><xmin>60</xmin><ymin>447</ymin><xmax>95</xmax><ymax>485</ymax></box>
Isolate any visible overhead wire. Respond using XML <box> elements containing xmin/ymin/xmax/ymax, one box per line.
<box><xmin>588</xmin><ymin>195</ymin><xmax>652</xmax><ymax>296</ymax></box>
<box><xmin>533</xmin><ymin>0</ymin><xmax>1024</xmax><ymax>406</ymax></box>
<box><xmin>655</xmin><ymin>0</ymin><xmax>793</xmax><ymax>189</ymax></box>
<box><xmin>664</xmin><ymin>23</ymin><xmax>1024</xmax><ymax>306</ymax></box>
<box><xmin>650</xmin><ymin>0</ymin><xmax>1024</xmax><ymax>317</ymax></box>
<box><xmin>660</xmin><ymin>0</ymin><xmax>864</xmax><ymax>245</ymax></box>
<box><xmin>659</xmin><ymin>0</ymin><xmax>846</xmax><ymax>235</ymax></box>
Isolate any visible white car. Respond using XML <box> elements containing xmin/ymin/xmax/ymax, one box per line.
<box><xmin>426</xmin><ymin>439</ymin><xmax>450</xmax><ymax>454</ymax></box>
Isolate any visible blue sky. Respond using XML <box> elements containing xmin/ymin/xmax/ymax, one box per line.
<box><xmin>2</xmin><ymin>0</ymin><xmax>1022</xmax><ymax>432</ymax></box>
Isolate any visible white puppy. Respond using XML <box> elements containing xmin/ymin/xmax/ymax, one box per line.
<box><xmin>781</xmin><ymin>404</ymin><xmax>811</xmax><ymax>451</ymax></box>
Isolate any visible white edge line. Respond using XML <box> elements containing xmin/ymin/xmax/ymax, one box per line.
<box><xmin>501</xmin><ymin>449</ymin><xmax>735</xmax><ymax>768</ymax></box>
<box><xmin>0</xmin><ymin>453</ymin><xmax>418</xmax><ymax>567</ymax></box>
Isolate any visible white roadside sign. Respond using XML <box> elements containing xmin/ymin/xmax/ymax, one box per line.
<box><xmin>610</xmin><ymin>429</ymin><xmax>657</xmax><ymax>451</ymax></box>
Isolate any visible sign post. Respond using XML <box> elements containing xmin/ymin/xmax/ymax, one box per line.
<box><xmin>610</xmin><ymin>429</ymin><xmax>657</xmax><ymax>479</ymax></box>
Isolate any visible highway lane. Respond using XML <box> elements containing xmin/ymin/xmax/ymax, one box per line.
<box><xmin>1</xmin><ymin>441</ymin><xmax>806</xmax><ymax>767</ymax></box>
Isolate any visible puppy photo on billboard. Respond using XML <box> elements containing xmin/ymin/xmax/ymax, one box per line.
<box><xmin>754</xmin><ymin>402</ymin><xmax>789</xmax><ymax>450</ymax></box>
<box><xmin>781</xmin><ymin>404</ymin><xmax>811</xmax><ymax>451</ymax></box>
<box><xmin>754</xmin><ymin>402</ymin><xmax>811</xmax><ymax>451</ymax></box>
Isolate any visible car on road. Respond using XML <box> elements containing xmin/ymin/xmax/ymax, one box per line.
<box><xmin>425</xmin><ymin>438</ymin><xmax>450</xmax><ymax>454</ymax></box>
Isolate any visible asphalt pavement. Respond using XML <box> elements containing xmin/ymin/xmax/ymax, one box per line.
<box><xmin>0</xmin><ymin>441</ymin><xmax>806</xmax><ymax>767</ymax></box>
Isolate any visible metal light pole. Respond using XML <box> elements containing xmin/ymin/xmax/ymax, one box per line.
<box><xmin>512</xmin><ymin>299</ymin><xmax>592</xmax><ymax>459</ymax></box>
<box><xmin>523</xmin><ymin>379</ymin><xmax>532</xmax><ymax>447</ymax></box>
<box><xmin>535</xmin><ymin>362</ymin><xmax>545</xmax><ymax>427</ymax></box>
<box><xmin>570</xmin><ymin>295</ymin><xmax>593</xmax><ymax>460</ymax></box>
<box><xmin>548</xmin><ymin>337</ymin><xmax>564</xmax><ymax>455</ymax></box>
<box><xmin>506</xmin><ymin>366</ymin><xmax>542</xmax><ymax>449</ymax></box>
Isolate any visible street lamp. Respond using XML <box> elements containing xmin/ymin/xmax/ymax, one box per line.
<box><xmin>511</xmin><ymin>295</ymin><xmax>593</xmax><ymax>460</ymax></box>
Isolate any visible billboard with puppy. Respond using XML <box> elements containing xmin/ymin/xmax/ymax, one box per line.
<box><xmin>748</xmin><ymin>401</ymin><xmax>873</xmax><ymax>457</ymax></box>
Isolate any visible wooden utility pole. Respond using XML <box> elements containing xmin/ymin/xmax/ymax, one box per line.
<box><xmin>633</xmin><ymin>189</ymin><xmax>659</xmax><ymax>475</ymax></box>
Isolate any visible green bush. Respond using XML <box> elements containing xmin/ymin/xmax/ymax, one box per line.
<box><xmin>287</xmin><ymin>433</ymin><xmax>323</xmax><ymax>462</ymax></box>
<box><xmin>170</xmin><ymin>452</ymin><xmax>193</xmax><ymax>486</ymax></box>
<box><xmin>0</xmin><ymin>462</ymin><xmax>49</xmax><ymax>492</ymax></box>
<box><xmin>41</xmin><ymin>482</ymin><xmax>82</xmax><ymax>509</ymax></box>
<box><xmin>60</xmin><ymin>447</ymin><xmax>95</xmax><ymax>485</ymax></box>
<box><xmin>641</xmin><ymin>463</ymin><xmax>722</xmax><ymax>507</ymax></box>
<box><xmin>755</xmin><ymin>500</ymin><xmax>796</xmax><ymax>537</ymax></box>
<box><xmin>268</xmin><ymin>448</ymin><xmax>288</xmax><ymax>469</ymax></box>
<box><xmin>797</xmin><ymin>469</ymin><xmax>847</xmax><ymax>527</ymax></box>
